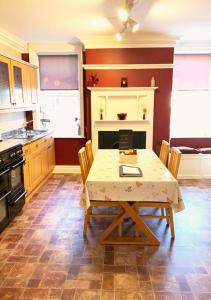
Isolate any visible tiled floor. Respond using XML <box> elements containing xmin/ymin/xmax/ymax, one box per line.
<box><xmin>0</xmin><ymin>175</ymin><xmax>211</xmax><ymax>299</ymax></box>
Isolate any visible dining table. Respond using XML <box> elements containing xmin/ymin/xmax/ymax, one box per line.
<box><xmin>85</xmin><ymin>149</ymin><xmax>184</xmax><ymax>246</ymax></box>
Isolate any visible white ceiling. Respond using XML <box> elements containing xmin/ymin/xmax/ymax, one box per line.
<box><xmin>0</xmin><ymin>0</ymin><xmax>211</xmax><ymax>45</ymax></box>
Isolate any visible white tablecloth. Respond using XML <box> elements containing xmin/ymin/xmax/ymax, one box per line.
<box><xmin>85</xmin><ymin>149</ymin><xmax>184</xmax><ymax>212</ymax></box>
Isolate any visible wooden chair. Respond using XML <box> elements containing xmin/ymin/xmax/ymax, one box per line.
<box><xmin>168</xmin><ymin>147</ymin><xmax>181</xmax><ymax>178</ymax></box>
<box><xmin>85</xmin><ymin>140</ymin><xmax>94</xmax><ymax>169</ymax></box>
<box><xmin>78</xmin><ymin>147</ymin><xmax>120</xmax><ymax>237</ymax></box>
<box><xmin>78</xmin><ymin>147</ymin><xmax>89</xmax><ymax>184</ymax></box>
<box><xmin>159</xmin><ymin>140</ymin><xmax>170</xmax><ymax>166</ymax></box>
<box><xmin>159</xmin><ymin>140</ymin><xmax>169</xmax><ymax>216</ymax></box>
<box><xmin>137</xmin><ymin>147</ymin><xmax>181</xmax><ymax>239</ymax></box>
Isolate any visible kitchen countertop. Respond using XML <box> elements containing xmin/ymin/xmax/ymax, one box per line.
<box><xmin>0</xmin><ymin>130</ymin><xmax>53</xmax><ymax>153</ymax></box>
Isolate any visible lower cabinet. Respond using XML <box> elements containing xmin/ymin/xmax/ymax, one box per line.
<box><xmin>23</xmin><ymin>134</ymin><xmax>55</xmax><ymax>199</ymax></box>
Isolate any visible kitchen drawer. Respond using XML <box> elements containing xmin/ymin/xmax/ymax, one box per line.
<box><xmin>30</xmin><ymin>139</ymin><xmax>43</xmax><ymax>152</ymax></box>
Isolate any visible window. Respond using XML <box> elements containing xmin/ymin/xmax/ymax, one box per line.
<box><xmin>38</xmin><ymin>54</ymin><xmax>83</xmax><ymax>138</ymax></box>
<box><xmin>170</xmin><ymin>54</ymin><xmax>211</xmax><ymax>138</ymax></box>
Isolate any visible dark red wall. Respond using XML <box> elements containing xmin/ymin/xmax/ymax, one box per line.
<box><xmin>55</xmin><ymin>138</ymin><xmax>85</xmax><ymax>165</ymax></box>
<box><xmin>85</xmin><ymin>48</ymin><xmax>174</xmax><ymax>150</ymax></box>
<box><xmin>43</xmin><ymin>48</ymin><xmax>174</xmax><ymax>165</ymax></box>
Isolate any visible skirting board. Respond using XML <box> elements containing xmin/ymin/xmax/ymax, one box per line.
<box><xmin>53</xmin><ymin>165</ymin><xmax>80</xmax><ymax>174</ymax></box>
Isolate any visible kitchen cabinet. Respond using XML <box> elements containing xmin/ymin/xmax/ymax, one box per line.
<box><xmin>23</xmin><ymin>134</ymin><xmax>55</xmax><ymax>201</ymax></box>
<box><xmin>10</xmin><ymin>60</ymin><xmax>24</xmax><ymax>107</ymax></box>
<box><xmin>30</xmin><ymin>142</ymin><xmax>43</xmax><ymax>188</ymax></box>
<box><xmin>22</xmin><ymin>65</ymin><xmax>38</xmax><ymax>107</ymax></box>
<box><xmin>0</xmin><ymin>53</ymin><xmax>38</xmax><ymax>111</ymax></box>
<box><xmin>23</xmin><ymin>145</ymin><xmax>32</xmax><ymax>196</ymax></box>
<box><xmin>0</xmin><ymin>55</ymin><xmax>13</xmax><ymax>109</ymax></box>
<box><xmin>30</xmin><ymin>67</ymin><xmax>38</xmax><ymax>104</ymax></box>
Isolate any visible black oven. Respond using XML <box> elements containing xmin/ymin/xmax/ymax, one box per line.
<box><xmin>0</xmin><ymin>159</ymin><xmax>10</xmax><ymax>193</ymax></box>
<box><xmin>0</xmin><ymin>144</ymin><xmax>26</xmax><ymax>231</ymax></box>
<box><xmin>9</xmin><ymin>155</ymin><xmax>25</xmax><ymax>196</ymax></box>
<box><xmin>0</xmin><ymin>190</ymin><xmax>10</xmax><ymax>232</ymax></box>
<box><xmin>6</xmin><ymin>145</ymin><xmax>26</xmax><ymax>219</ymax></box>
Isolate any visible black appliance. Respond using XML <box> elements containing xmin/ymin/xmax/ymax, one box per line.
<box><xmin>0</xmin><ymin>144</ymin><xmax>26</xmax><ymax>231</ymax></box>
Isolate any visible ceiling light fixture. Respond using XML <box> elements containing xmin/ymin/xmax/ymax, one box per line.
<box><xmin>116</xmin><ymin>0</ymin><xmax>139</xmax><ymax>40</ymax></box>
<box><xmin>118</xmin><ymin>8</ymin><xmax>129</xmax><ymax>22</ymax></box>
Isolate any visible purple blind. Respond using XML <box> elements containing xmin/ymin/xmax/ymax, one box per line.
<box><xmin>173</xmin><ymin>54</ymin><xmax>211</xmax><ymax>90</ymax></box>
<box><xmin>39</xmin><ymin>55</ymin><xmax>78</xmax><ymax>90</ymax></box>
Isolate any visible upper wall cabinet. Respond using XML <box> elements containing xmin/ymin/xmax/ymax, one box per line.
<box><xmin>0</xmin><ymin>53</ymin><xmax>38</xmax><ymax>111</ymax></box>
<box><xmin>10</xmin><ymin>60</ymin><xmax>24</xmax><ymax>107</ymax></box>
<box><xmin>30</xmin><ymin>67</ymin><xmax>38</xmax><ymax>104</ymax></box>
<box><xmin>0</xmin><ymin>55</ymin><xmax>13</xmax><ymax>109</ymax></box>
<box><xmin>22</xmin><ymin>65</ymin><xmax>38</xmax><ymax>106</ymax></box>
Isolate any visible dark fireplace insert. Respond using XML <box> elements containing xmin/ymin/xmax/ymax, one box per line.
<box><xmin>98</xmin><ymin>130</ymin><xmax>146</xmax><ymax>149</ymax></box>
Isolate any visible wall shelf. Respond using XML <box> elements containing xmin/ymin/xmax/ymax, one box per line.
<box><xmin>95</xmin><ymin>120</ymin><xmax>149</xmax><ymax>124</ymax></box>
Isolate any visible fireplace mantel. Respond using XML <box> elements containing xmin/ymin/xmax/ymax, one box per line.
<box><xmin>88</xmin><ymin>87</ymin><xmax>157</xmax><ymax>152</ymax></box>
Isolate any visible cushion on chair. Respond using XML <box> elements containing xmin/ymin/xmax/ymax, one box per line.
<box><xmin>197</xmin><ymin>147</ymin><xmax>211</xmax><ymax>154</ymax></box>
<box><xmin>176</xmin><ymin>146</ymin><xmax>200</xmax><ymax>154</ymax></box>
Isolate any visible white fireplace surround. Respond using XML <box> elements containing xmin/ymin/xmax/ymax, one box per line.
<box><xmin>88</xmin><ymin>87</ymin><xmax>157</xmax><ymax>153</ymax></box>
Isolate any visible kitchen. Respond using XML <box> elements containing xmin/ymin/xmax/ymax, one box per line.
<box><xmin>0</xmin><ymin>1</ymin><xmax>211</xmax><ymax>299</ymax></box>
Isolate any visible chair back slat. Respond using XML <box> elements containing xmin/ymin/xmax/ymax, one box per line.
<box><xmin>168</xmin><ymin>147</ymin><xmax>181</xmax><ymax>178</ymax></box>
<box><xmin>78</xmin><ymin>147</ymin><xmax>89</xmax><ymax>184</ymax></box>
<box><xmin>159</xmin><ymin>140</ymin><xmax>170</xmax><ymax>166</ymax></box>
<box><xmin>85</xmin><ymin>140</ymin><xmax>94</xmax><ymax>169</ymax></box>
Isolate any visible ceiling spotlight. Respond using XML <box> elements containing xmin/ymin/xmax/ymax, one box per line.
<box><xmin>118</xmin><ymin>8</ymin><xmax>129</xmax><ymax>22</ymax></box>
<box><xmin>116</xmin><ymin>32</ymin><xmax>123</xmax><ymax>41</ymax></box>
<box><xmin>132</xmin><ymin>22</ymin><xmax>139</xmax><ymax>33</ymax></box>
<box><xmin>116</xmin><ymin>0</ymin><xmax>139</xmax><ymax>41</ymax></box>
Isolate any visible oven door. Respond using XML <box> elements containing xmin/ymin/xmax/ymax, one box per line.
<box><xmin>10</xmin><ymin>158</ymin><xmax>25</xmax><ymax>194</ymax></box>
<box><xmin>0</xmin><ymin>167</ymin><xmax>10</xmax><ymax>193</ymax></box>
<box><xmin>0</xmin><ymin>191</ymin><xmax>11</xmax><ymax>232</ymax></box>
<box><xmin>8</xmin><ymin>189</ymin><xmax>26</xmax><ymax>220</ymax></box>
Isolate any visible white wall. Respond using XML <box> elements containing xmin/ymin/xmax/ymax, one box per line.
<box><xmin>0</xmin><ymin>112</ymin><xmax>25</xmax><ymax>133</ymax></box>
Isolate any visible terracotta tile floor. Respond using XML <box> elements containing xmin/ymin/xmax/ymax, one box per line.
<box><xmin>0</xmin><ymin>175</ymin><xmax>211</xmax><ymax>299</ymax></box>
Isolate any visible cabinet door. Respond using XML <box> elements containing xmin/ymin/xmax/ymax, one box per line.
<box><xmin>11</xmin><ymin>60</ymin><xmax>24</xmax><ymax>106</ymax></box>
<box><xmin>23</xmin><ymin>156</ymin><xmax>31</xmax><ymax>195</ymax></box>
<box><xmin>30</xmin><ymin>67</ymin><xmax>38</xmax><ymax>104</ymax></box>
<box><xmin>31</xmin><ymin>149</ymin><xmax>43</xmax><ymax>188</ymax></box>
<box><xmin>42</xmin><ymin>145</ymin><xmax>49</xmax><ymax>177</ymax></box>
<box><xmin>0</xmin><ymin>55</ymin><xmax>12</xmax><ymax>109</ymax></box>
<box><xmin>22</xmin><ymin>65</ymin><xmax>32</xmax><ymax>106</ymax></box>
<box><xmin>23</xmin><ymin>146</ymin><xmax>32</xmax><ymax>195</ymax></box>
<box><xmin>47</xmin><ymin>140</ymin><xmax>55</xmax><ymax>172</ymax></box>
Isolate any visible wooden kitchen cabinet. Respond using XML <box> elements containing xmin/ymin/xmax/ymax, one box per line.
<box><xmin>47</xmin><ymin>136</ymin><xmax>55</xmax><ymax>173</ymax></box>
<box><xmin>23</xmin><ymin>134</ymin><xmax>55</xmax><ymax>201</ymax></box>
<box><xmin>0</xmin><ymin>55</ymin><xmax>13</xmax><ymax>109</ymax></box>
<box><xmin>22</xmin><ymin>65</ymin><xmax>38</xmax><ymax>107</ymax></box>
<box><xmin>30</xmin><ymin>67</ymin><xmax>38</xmax><ymax>104</ymax></box>
<box><xmin>0</xmin><ymin>53</ymin><xmax>38</xmax><ymax>111</ymax></box>
<box><xmin>10</xmin><ymin>60</ymin><xmax>24</xmax><ymax>107</ymax></box>
<box><xmin>23</xmin><ymin>145</ymin><xmax>32</xmax><ymax>196</ymax></box>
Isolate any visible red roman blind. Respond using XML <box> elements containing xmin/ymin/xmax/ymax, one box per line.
<box><xmin>173</xmin><ymin>54</ymin><xmax>211</xmax><ymax>90</ymax></box>
<box><xmin>39</xmin><ymin>55</ymin><xmax>78</xmax><ymax>90</ymax></box>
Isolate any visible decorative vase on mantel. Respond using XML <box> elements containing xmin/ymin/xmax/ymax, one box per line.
<box><xmin>90</xmin><ymin>73</ymin><xmax>99</xmax><ymax>87</ymax></box>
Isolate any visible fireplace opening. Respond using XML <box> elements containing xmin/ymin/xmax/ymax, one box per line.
<box><xmin>98</xmin><ymin>131</ymin><xmax>146</xmax><ymax>149</ymax></box>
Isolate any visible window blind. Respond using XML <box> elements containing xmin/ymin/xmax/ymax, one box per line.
<box><xmin>39</xmin><ymin>55</ymin><xmax>78</xmax><ymax>90</ymax></box>
<box><xmin>173</xmin><ymin>54</ymin><xmax>211</xmax><ymax>90</ymax></box>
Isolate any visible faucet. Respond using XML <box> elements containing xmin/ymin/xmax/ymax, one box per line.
<box><xmin>21</xmin><ymin>120</ymin><xmax>33</xmax><ymax>132</ymax></box>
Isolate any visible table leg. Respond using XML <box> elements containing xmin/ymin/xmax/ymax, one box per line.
<box><xmin>100</xmin><ymin>202</ymin><xmax>160</xmax><ymax>245</ymax></box>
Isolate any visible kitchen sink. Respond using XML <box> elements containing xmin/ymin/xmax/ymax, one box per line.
<box><xmin>9</xmin><ymin>130</ymin><xmax>48</xmax><ymax>139</ymax></box>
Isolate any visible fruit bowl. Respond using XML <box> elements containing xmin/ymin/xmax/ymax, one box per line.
<box><xmin>117</xmin><ymin>113</ymin><xmax>127</xmax><ymax>120</ymax></box>
<box><xmin>119</xmin><ymin>149</ymin><xmax>138</xmax><ymax>164</ymax></box>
